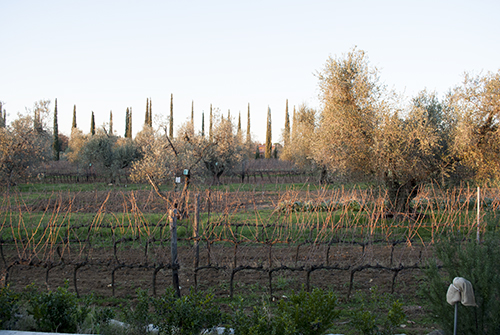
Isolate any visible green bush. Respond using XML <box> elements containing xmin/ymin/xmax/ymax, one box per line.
<box><xmin>350</xmin><ymin>289</ymin><xmax>405</xmax><ymax>335</ymax></box>
<box><xmin>119</xmin><ymin>289</ymin><xmax>153</xmax><ymax>334</ymax></box>
<box><xmin>278</xmin><ymin>288</ymin><xmax>339</xmax><ymax>335</ymax></box>
<box><xmin>351</xmin><ymin>309</ymin><xmax>377</xmax><ymax>335</ymax></box>
<box><xmin>277</xmin><ymin>199</ymin><xmax>353</xmax><ymax>213</ymax></box>
<box><xmin>78</xmin><ymin>305</ymin><xmax>115</xmax><ymax>334</ymax></box>
<box><xmin>0</xmin><ymin>285</ymin><xmax>19</xmax><ymax>329</ymax></box>
<box><xmin>231</xmin><ymin>288</ymin><xmax>339</xmax><ymax>335</ymax></box>
<box><xmin>425</xmin><ymin>236</ymin><xmax>500</xmax><ymax>334</ymax></box>
<box><xmin>346</xmin><ymin>199</ymin><xmax>362</xmax><ymax>212</ymax></box>
<box><xmin>24</xmin><ymin>282</ymin><xmax>89</xmax><ymax>333</ymax></box>
<box><xmin>152</xmin><ymin>287</ymin><xmax>225</xmax><ymax>335</ymax></box>
<box><xmin>232</xmin><ymin>300</ymin><xmax>297</xmax><ymax>335</ymax></box>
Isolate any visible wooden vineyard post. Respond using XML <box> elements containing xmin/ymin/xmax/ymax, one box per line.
<box><xmin>170</xmin><ymin>208</ymin><xmax>181</xmax><ymax>298</ymax></box>
<box><xmin>194</xmin><ymin>194</ymin><xmax>200</xmax><ymax>269</ymax></box>
<box><xmin>477</xmin><ymin>186</ymin><xmax>480</xmax><ymax>242</ymax></box>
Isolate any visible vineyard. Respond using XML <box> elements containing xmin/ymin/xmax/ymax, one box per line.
<box><xmin>2</xmin><ymin>182</ymin><xmax>498</xmax><ymax>309</ymax></box>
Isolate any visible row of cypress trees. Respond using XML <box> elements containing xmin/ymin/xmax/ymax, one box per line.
<box><xmin>54</xmin><ymin>96</ymin><xmax>291</xmax><ymax>161</ymax></box>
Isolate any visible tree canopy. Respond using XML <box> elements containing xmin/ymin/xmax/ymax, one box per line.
<box><xmin>2</xmin><ymin>48</ymin><xmax>500</xmax><ymax>207</ymax></box>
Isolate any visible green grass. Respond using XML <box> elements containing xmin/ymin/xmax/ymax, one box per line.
<box><xmin>0</xmin><ymin>202</ymin><xmax>488</xmax><ymax>249</ymax></box>
<box><xmin>207</xmin><ymin>180</ymin><xmax>375</xmax><ymax>193</ymax></box>
<box><xmin>11</xmin><ymin>180</ymin><xmax>332</xmax><ymax>195</ymax></box>
<box><xmin>1</xmin><ymin>180</ymin><xmax>495</xmax><ymax>250</ymax></box>
<box><xmin>13</xmin><ymin>182</ymin><xmax>155</xmax><ymax>193</ymax></box>
<box><xmin>0</xmin><ymin>211</ymin><xmax>171</xmax><ymax>245</ymax></box>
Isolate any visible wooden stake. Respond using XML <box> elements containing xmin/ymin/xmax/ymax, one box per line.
<box><xmin>194</xmin><ymin>194</ymin><xmax>200</xmax><ymax>269</ymax></box>
<box><xmin>477</xmin><ymin>186</ymin><xmax>480</xmax><ymax>242</ymax></box>
<box><xmin>170</xmin><ymin>208</ymin><xmax>181</xmax><ymax>297</ymax></box>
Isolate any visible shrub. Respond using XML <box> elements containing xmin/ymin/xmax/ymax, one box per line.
<box><xmin>277</xmin><ymin>288</ymin><xmax>339</xmax><ymax>335</ymax></box>
<box><xmin>0</xmin><ymin>285</ymin><xmax>19</xmax><ymax>329</ymax></box>
<box><xmin>81</xmin><ymin>305</ymin><xmax>115</xmax><ymax>334</ymax></box>
<box><xmin>424</xmin><ymin>236</ymin><xmax>500</xmax><ymax>334</ymax></box>
<box><xmin>24</xmin><ymin>282</ymin><xmax>89</xmax><ymax>333</ymax></box>
<box><xmin>346</xmin><ymin>199</ymin><xmax>362</xmax><ymax>212</ymax></box>
<box><xmin>350</xmin><ymin>288</ymin><xmax>406</xmax><ymax>335</ymax></box>
<box><xmin>152</xmin><ymin>287</ymin><xmax>225</xmax><ymax>335</ymax></box>
<box><xmin>232</xmin><ymin>288</ymin><xmax>339</xmax><ymax>335</ymax></box>
<box><xmin>119</xmin><ymin>289</ymin><xmax>153</xmax><ymax>334</ymax></box>
<box><xmin>232</xmin><ymin>299</ymin><xmax>296</xmax><ymax>335</ymax></box>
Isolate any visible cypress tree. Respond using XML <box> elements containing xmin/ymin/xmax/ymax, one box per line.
<box><xmin>145</xmin><ymin>98</ymin><xmax>149</xmax><ymax>126</ymax></box>
<box><xmin>125</xmin><ymin>107</ymin><xmax>130</xmax><ymax>138</ymax></box>
<box><xmin>33</xmin><ymin>107</ymin><xmax>37</xmax><ymax>131</ymax></box>
<box><xmin>201</xmin><ymin>111</ymin><xmax>205</xmax><ymax>137</ymax></box>
<box><xmin>265</xmin><ymin>107</ymin><xmax>272</xmax><ymax>159</ymax></box>
<box><xmin>292</xmin><ymin>106</ymin><xmax>297</xmax><ymax>142</ymax></box>
<box><xmin>90</xmin><ymin>111</ymin><xmax>95</xmax><ymax>136</ymax></box>
<box><xmin>53</xmin><ymin>99</ymin><xmax>60</xmax><ymax>161</ymax></box>
<box><xmin>169</xmin><ymin>94</ymin><xmax>174</xmax><ymax>138</ymax></box>
<box><xmin>1</xmin><ymin>103</ymin><xmax>6</xmax><ymax>128</ymax></box>
<box><xmin>0</xmin><ymin>102</ymin><xmax>4</xmax><ymax>128</ymax></box>
<box><xmin>209</xmin><ymin>104</ymin><xmax>213</xmax><ymax>141</ymax></box>
<box><xmin>246</xmin><ymin>103</ymin><xmax>251</xmax><ymax>144</ymax></box>
<box><xmin>149</xmin><ymin>98</ymin><xmax>153</xmax><ymax>127</ymax></box>
<box><xmin>72</xmin><ymin>105</ymin><xmax>77</xmax><ymax>129</ymax></box>
<box><xmin>128</xmin><ymin>107</ymin><xmax>133</xmax><ymax>138</ymax></box>
<box><xmin>237</xmin><ymin>112</ymin><xmax>241</xmax><ymax>134</ymax></box>
<box><xmin>284</xmin><ymin>99</ymin><xmax>290</xmax><ymax>148</ymax></box>
<box><xmin>34</xmin><ymin>105</ymin><xmax>41</xmax><ymax>132</ymax></box>
<box><xmin>109</xmin><ymin>111</ymin><xmax>113</xmax><ymax>135</ymax></box>
<box><xmin>191</xmin><ymin>100</ymin><xmax>194</xmax><ymax>124</ymax></box>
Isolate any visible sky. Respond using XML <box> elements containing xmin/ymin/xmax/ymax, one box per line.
<box><xmin>1</xmin><ymin>0</ymin><xmax>499</xmax><ymax>143</ymax></box>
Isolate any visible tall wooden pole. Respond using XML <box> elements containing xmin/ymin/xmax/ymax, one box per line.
<box><xmin>194</xmin><ymin>194</ymin><xmax>200</xmax><ymax>269</ymax></box>
<box><xmin>477</xmin><ymin>186</ymin><xmax>480</xmax><ymax>242</ymax></box>
<box><xmin>170</xmin><ymin>208</ymin><xmax>181</xmax><ymax>297</ymax></box>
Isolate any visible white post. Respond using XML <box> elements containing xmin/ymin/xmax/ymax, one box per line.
<box><xmin>454</xmin><ymin>303</ymin><xmax>458</xmax><ymax>335</ymax></box>
<box><xmin>477</xmin><ymin>186</ymin><xmax>480</xmax><ymax>242</ymax></box>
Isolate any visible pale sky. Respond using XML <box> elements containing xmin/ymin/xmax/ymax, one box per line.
<box><xmin>1</xmin><ymin>0</ymin><xmax>499</xmax><ymax>143</ymax></box>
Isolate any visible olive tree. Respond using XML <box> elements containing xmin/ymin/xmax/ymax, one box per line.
<box><xmin>0</xmin><ymin>113</ymin><xmax>50</xmax><ymax>187</ymax></box>
<box><xmin>71</xmin><ymin>128</ymin><xmax>139</xmax><ymax>183</ymax></box>
<box><xmin>202</xmin><ymin>112</ymin><xmax>243</xmax><ymax>185</ymax></box>
<box><xmin>313</xmin><ymin>48</ymin><xmax>380</xmax><ymax>180</ymax></box>
<box><xmin>0</xmin><ymin>100</ymin><xmax>53</xmax><ymax>187</ymax></box>
<box><xmin>374</xmin><ymin>98</ymin><xmax>444</xmax><ymax>211</ymax></box>
<box><xmin>448</xmin><ymin>71</ymin><xmax>500</xmax><ymax>181</ymax></box>
<box><xmin>66</xmin><ymin>128</ymin><xmax>87</xmax><ymax>164</ymax></box>
<box><xmin>280</xmin><ymin>103</ymin><xmax>317</xmax><ymax>170</ymax></box>
<box><xmin>131</xmin><ymin>121</ymin><xmax>215</xmax><ymax>216</ymax></box>
<box><xmin>131</xmin><ymin>125</ymin><xmax>172</xmax><ymax>185</ymax></box>
<box><xmin>314</xmin><ymin>48</ymin><xmax>449</xmax><ymax>212</ymax></box>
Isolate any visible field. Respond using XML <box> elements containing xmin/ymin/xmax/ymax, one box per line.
<box><xmin>1</xmin><ymin>180</ymin><xmax>499</xmax><ymax>334</ymax></box>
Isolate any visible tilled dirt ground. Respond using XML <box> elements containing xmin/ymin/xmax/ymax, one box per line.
<box><xmin>2</xmin><ymin>242</ymin><xmax>438</xmax><ymax>334</ymax></box>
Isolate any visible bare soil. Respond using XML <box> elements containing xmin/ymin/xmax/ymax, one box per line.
<box><xmin>3</xmin><ymin>241</ymin><xmax>437</xmax><ymax>334</ymax></box>
<box><xmin>1</xmin><ymin>185</ymin><xmax>442</xmax><ymax>333</ymax></box>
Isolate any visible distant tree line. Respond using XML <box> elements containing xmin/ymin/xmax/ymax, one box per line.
<box><xmin>0</xmin><ymin>96</ymin><xmax>259</xmax><ymax>188</ymax></box>
<box><xmin>1</xmin><ymin>47</ymin><xmax>499</xmax><ymax>212</ymax></box>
